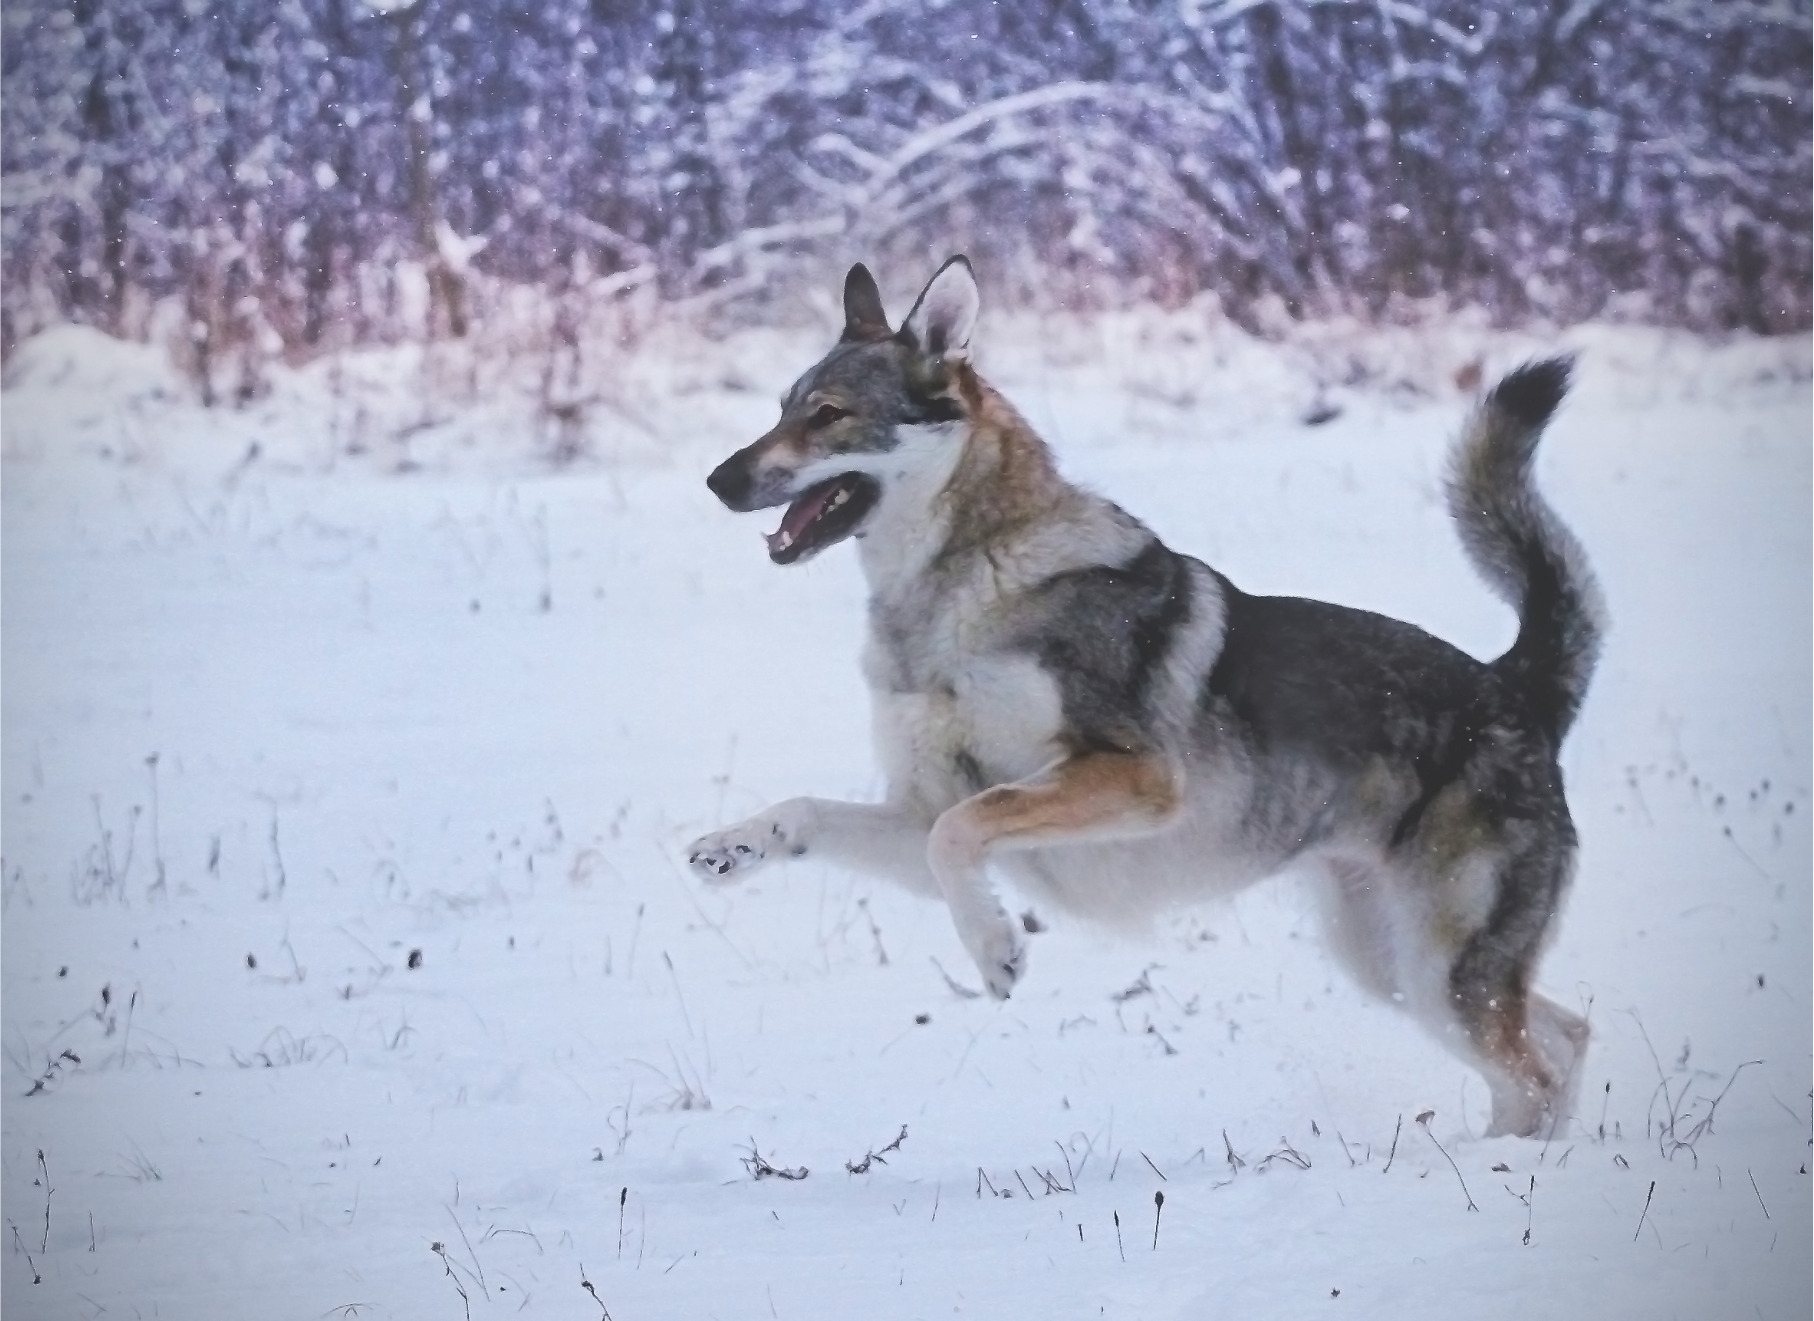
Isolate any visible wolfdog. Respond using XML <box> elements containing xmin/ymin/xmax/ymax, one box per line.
<box><xmin>688</xmin><ymin>257</ymin><xmax>1604</xmax><ymax>1138</ymax></box>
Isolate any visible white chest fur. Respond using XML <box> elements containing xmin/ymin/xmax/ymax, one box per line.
<box><xmin>866</xmin><ymin>649</ymin><xmax>1064</xmax><ymax>819</ymax></box>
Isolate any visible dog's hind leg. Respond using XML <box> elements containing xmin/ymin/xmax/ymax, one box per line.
<box><xmin>1444</xmin><ymin>843</ymin><xmax>1581</xmax><ymax>1138</ymax></box>
<box><xmin>928</xmin><ymin>751</ymin><xmax>1182</xmax><ymax>998</ymax></box>
<box><xmin>688</xmin><ymin>798</ymin><xmax>939</xmax><ymax>896</ymax></box>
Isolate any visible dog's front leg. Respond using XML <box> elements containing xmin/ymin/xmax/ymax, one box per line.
<box><xmin>928</xmin><ymin>752</ymin><xmax>1182</xmax><ymax>999</ymax></box>
<box><xmin>688</xmin><ymin>799</ymin><xmax>937</xmax><ymax>893</ymax></box>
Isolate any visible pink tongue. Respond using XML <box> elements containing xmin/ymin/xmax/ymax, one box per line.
<box><xmin>766</xmin><ymin>481</ymin><xmax>838</xmax><ymax>554</ymax></box>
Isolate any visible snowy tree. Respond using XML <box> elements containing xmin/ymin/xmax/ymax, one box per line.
<box><xmin>3</xmin><ymin>0</ymin><xmax>1807</xmax><ymax>364</ymax></box>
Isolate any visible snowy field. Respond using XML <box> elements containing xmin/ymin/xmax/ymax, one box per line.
<box><xmin>2</xmin><ymin>315</ymin><xmax>1809</xmax><ymax>1319</ymax></box>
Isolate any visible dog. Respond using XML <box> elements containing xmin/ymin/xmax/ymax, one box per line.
<box><xmin>688</xmin><ymin>256</ymin><xmax>1604</xmax><ymax>1138</ymax></box>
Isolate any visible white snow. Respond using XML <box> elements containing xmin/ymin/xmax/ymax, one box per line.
<box><xmin>2</xmin><ymin>315</ymin><xmax>1809</xmax><ymax>1318</ymax></box>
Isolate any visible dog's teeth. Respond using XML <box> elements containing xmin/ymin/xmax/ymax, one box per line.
<box><xmin>829</xmin><ymin>489</ymin><xmax>849</xmax><ymax>509</ymax></box>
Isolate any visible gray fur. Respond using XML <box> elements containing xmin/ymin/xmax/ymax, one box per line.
<box><xmin>692</xmin><ymin>260</ymin><xmax>1603</xmax><ymax>1138</ymax></box>
<box><xmin>1447</xmin><ymin>356</ymin><xmax>1606</xmax><ymax>739</ymax></box>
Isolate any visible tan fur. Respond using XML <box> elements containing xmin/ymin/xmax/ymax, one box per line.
<box><xmin>931</xmin><ymin>377</ymin><xmax>1069</xmax><ymax>566</ymax></box>
<box><xmin>946</xmin><ymin>752</ymin><xmax>1182</xmax><ymax>852</ymax></box>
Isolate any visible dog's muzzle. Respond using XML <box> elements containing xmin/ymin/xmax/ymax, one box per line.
<box><xmin>706</xmin><ymin>451</ymin><xmax>880</xmax><ymax>566</ymax></box>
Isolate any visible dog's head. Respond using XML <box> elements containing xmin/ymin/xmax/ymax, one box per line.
<box><xmin>705</xmin><ymin>256</ymin><xmax>980</xmax><ymax>564</ymax></box>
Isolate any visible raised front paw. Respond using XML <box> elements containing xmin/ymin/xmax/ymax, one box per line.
<box><xmin>686</xmin><ymin>817</ymin><xmax>790</xmax><ymax>883</ymax></box>
<box><xmin>973</xmin><ymin>920</ymin><xmax>1027</xmax><ymax>1000</ymax></box>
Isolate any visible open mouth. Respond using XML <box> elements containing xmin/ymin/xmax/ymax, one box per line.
<box><xmin>765</xmin><ymin>472</ymin><xmax>880</xmax><ymax>564</ymax></box>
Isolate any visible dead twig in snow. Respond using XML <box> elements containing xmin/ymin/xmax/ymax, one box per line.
<box><xmin>845</xmin><ymin>1124</ymin><xmax>908</xmax><ymax>1175</ymax></box>
<box><xmin>37</xmin><ymin>1150</ymin><xmax>53</xmax><ymax>1253</ymax></box>
<box><xmin>1221</xmin><ymin>1129</ymin><xmax>1245</xmax><ymax>1175</ymax></box>
<box><xmin>1503</xmin><ymin>1174</ymin><xmax>1536</xmax><ymax>1245</ymax></box>
<box><xmin>1633</xmin><ymin>1180</ymin><xmax>1657</xmax><ymax>1242</ymax></box>
<box><xmin>1416</xmin><ymin>1111</ymin><xmax>1476</xmax><ymax>1211</ymax></box>
<box><xmin>1667</xmin><ymin>1059</ymin><xmax>1763</xmax><ymax>1163</ymax></box>
<box><xmin>1258</xmin><ymin>1140</ymin><xmax>1312</xmax><ymax>1172</ymax></box>
<box><xmin>580</xmin><ymin>1264</ymin><xmax>613</xmax><ymax>1318</ymax></box>
<box><xmin>741</xmin><ymin>1140</ymin><xmax>807</xmax><ymax>1181</ymax></box>
<box><xmin>1111</xmin><ymin>966</ymin><xmax>1158</xmax><ymax>1002</ymax></box>
<box><xmin>445</xmin><ymin>1206</ymin><xmax>487</xmax><ymax>1294</ymax></box>
<box><xmin>858</xmin><ymin>897</ymin><xmax>889</xmax><ymax>966</ymax></box>
<box><xmin>24</xmin><ymin>1050</ymin><xmax>81</xmax><ymax>1098</ymax></box>
<box><xmin>431</xmin><ymin>1242</ymin><xmax>472</xmax><ymax>1321</ymax></box>
<box><xmin>1144</xmin><ymin>1023</ymin><xmax>1179</xmax><ymax>1055</ymax></box>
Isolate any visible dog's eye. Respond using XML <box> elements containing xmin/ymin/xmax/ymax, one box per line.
<box><xmin>808</xmin><ymin>403</ymin><xmax>849</xmax><ymax>429</ymax></box>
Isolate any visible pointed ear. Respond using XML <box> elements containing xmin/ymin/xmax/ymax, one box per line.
<box><xmin>900</xmin><ymin>256</ymin><xmax>979</xmax><ymax>361</ymax></box>
<box><xmin>840</xmin><ymin>263</ymin><xmax>891</xmax><ymax>342</ymax></box>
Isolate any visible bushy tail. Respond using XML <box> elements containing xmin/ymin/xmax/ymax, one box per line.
<box><xmin>1448</xmin><ymin>357</ymin><xmax>1606</xmax><ymax>740</ymax></box>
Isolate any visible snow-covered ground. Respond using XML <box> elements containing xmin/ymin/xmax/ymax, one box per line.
<box><xmin>2</xmin><ymin>315</ymin><xmax>1809</xmax><ymax>1319</ymax></box>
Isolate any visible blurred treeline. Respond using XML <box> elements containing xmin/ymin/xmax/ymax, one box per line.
<box><xmin>3</xmin><ymin>0</ymin><xmax>1807</xmax><ymax>372</ymax></box>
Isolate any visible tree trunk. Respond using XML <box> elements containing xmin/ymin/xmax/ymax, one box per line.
<box><xmin>391</xmin><ymin>2</ymin><xmax>467</xmax><ymax>338</ymax></box>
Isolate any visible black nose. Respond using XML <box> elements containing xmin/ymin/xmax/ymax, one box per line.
<box><xmin>706</xmin><ymin>456</ymin><xmax>752</xmax><ymax>509</ymax></box>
